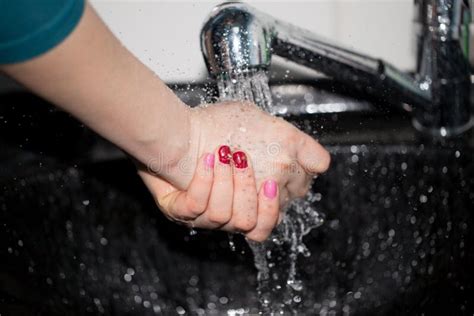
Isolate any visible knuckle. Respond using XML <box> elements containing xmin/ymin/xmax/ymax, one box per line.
<box><xmin>207</xmin><ymin>210</ymin><xmax>232</xmax><ymax>226</ymax></box>
<box><xmin>234</xmin><ymin>216</ymin><xmax>257</xmax><ymax>232</ymax></box>
<box><xmin>156</xmin><ymin>193</ymin><xmax>177</xmax><ymax>216</ymax></box>
<box><xmin>156</xmin><ymin>192</ymin><xmax>173</xmax><ymax>209</ymax></box>
<box><xmin>185</xmin><ymin>197</ymin><xmax>205</xmax><ymax>216</ymax></box>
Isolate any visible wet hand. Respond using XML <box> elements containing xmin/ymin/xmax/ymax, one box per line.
<box><xmin>182</xmin><ymin>101</ymin><xmax>330</xmax><ymax>207</ymax></box>
<box><xmin>138</xmin><ymin>146</ymin><xmax>280</xmax><ymax>241</ymax></box>
<box><xmin>140</xmin><ymin>100</ymin><xmax>330</xmax><ymax>241</ymax></box>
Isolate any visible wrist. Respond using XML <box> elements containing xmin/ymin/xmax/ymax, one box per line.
<box><xmin>132</xmin><ymin>99</ymin><xmax>192</xmax><ymax>174</ymax></box>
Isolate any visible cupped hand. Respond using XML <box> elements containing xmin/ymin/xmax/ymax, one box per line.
<box><xmin>139</xmin><ymin>100</ymin><xmax>330</xmax><ymax>241</ymax></box>
<box><xmin>163</xmin><ymin>100</ymin><xmax>330</xmax><ymax>207</ymax></box>
<box><xmin>138</xmin><ymin>147</ymin><xmax>280</xmax><ymax>241</ymax></box>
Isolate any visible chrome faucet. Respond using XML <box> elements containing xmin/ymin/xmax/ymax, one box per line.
<box><xmin>201</xmin><ymin>0</ymin><xmax>472</xmax><ymax>137</ymax></box>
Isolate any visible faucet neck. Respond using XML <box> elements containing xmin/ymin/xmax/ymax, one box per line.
<box><xmin>414</xmin><ymin>0</ymin><xmax>472</xmax><ymax>136</ymax></box>
<box><xmin>201</xmin><ymin>2</ymin><xmax>473</xmax><ymax>137</ymax></box>
<box><xmin>415</xmin><ymin>0</ymin><xmax>472</xmax><ymax>42</ymax></box>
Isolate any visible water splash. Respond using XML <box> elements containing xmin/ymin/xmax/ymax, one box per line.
<box><xmin>217</xmin><ymin>69</ymin><xmax>325</xmax><ymax>314</ymax></box>
<box><xmin>217</xmin><ymin>69</ymin><xmax>274</xmax><ymax>114</ymax></box>
<box><xmin>248</xmin><ymin>194</ymin><xmax>324</xmax><ymax>314</ymax></box>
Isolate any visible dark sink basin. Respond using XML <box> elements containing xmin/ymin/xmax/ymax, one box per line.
<box><xmin>0</xmin><ymin>83</ymin><xmax>473</xmax><ymax>315</ymax></box>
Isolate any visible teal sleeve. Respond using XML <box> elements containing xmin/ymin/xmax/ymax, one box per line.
<box><xmin>0</xmin><ymin>0</ymin><xmax>85</xmax><ymax>64</ymax></box>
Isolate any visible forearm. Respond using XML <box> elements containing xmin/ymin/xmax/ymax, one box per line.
<box><xmin>1</xmin><ymin>2</ymin><xmax>190</xmax><ymax>168</ymax></box>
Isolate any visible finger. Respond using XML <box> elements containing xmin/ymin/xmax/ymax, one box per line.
<box><xmin>193</xmin><ymin>145</ymin><xmax>233</xmax><ymax>229</ymax></box>
<box><xmin>245</xmin><ymin>180</ymin><xmax>280</xmax><ymax>242</ymax></box>
<box><xmin>296</xmin><ymin>132</ymin><xmax>331</xmax><ymax>174</ymax></box>
<box><xmin>222</xmin><ymin>151</ymin><xmax>258</xmax><ymax>232</ymax></box>
<box><xmin>152</xmin><ymin>153</ymin><xmax>215</xmax><ymax>221</ymax></box>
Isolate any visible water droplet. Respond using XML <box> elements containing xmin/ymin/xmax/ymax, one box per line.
<box><xmin>219</xmin><ymin>296</ymin><xmax>229</xmax><ymax>305</ymax></box>
<box><xmin>100</xmin><ymin>237</ymin><xmax>108</xmax><ymax>246</ymax></box>
<box><xmin>134</xmin><ymin>295</ymin><xmax>142</xmax><ymax>304</ymax></box>
<box><xmin>176</xmin><ymin>306</ymin><xmax>186</xmax><ymax>315</ymax></box>
<box><xmin>228</xmin><ymin>234</ymin><xmax>236</xmax><ymax>252</ymax></box>
<box><xmin>287</xmin><ymin>279</ymin><xmax>303</xmax><ymax>291</ymax></box>
<box><xmin>419</xmin><ymin>194</ymin><xmax>428</xmax><ymax>203</ymax></box>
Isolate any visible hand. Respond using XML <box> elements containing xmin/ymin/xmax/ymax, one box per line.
<box><xmin>138</xmin><ymin>147</ymin><xmax>280</xmax><ymax>241</ymax></box>
<box><xmin>157</xmin><ymin>101</ymin><xmax>330</xmax><ymax>208</ymax></box>
<box><xmin>141</xmin><ymin>101</ymin><xmax>330</xmax><ymax>242</ymax></box>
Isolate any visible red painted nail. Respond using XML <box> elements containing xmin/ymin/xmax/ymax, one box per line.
<box><xmin>218</xmin><ymin>145</ymin><xmax>232</xmax><ymax>164</ymax></box>
<box><xmin>232</xmin><ymin>151</ymin><xmax>248</xmax><ymax>169</ymax></box>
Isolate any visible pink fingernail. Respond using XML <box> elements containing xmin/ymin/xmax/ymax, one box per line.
<box><xmin>204</xmin><ymin>153</ymin><xmax>215</xmax><ymax>169</ymax></box>
<box><xmin>263</xmin><ymin>180</ymin><xmax>277</xmax><ymax>199</ymax></box>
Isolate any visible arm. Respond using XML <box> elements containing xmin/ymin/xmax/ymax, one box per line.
<box><xmin>1</xmin><ymin>2</ymin><xmax>190</xmax><ymax>171</ymax></box>
<box><xmin>1</xmin><ymin>1</ymin><xmax>330</xmax><ymax>241</ymax></box>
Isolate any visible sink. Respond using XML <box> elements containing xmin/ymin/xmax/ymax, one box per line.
<box><xmin>0</xmin><ymin>82</ymin><xmax>473</xmax><ymax>315</ymax></box>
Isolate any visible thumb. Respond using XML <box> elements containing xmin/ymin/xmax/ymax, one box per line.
<box><xmin>296</xmin><ymin>132</ymin><xmax>331</xmax><ymax>174</ymax></box>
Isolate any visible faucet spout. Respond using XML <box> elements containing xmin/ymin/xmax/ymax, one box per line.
<box><xmin>201</xmin><ymin>1</ymin><xmax>472</xmax><ymax>137</ymax></box>
<box><xmin>200</xmin><ymin>2</ymin><xmax>272</xmax><ymax>76</ymax></box>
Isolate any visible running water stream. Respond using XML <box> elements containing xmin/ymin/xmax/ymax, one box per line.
<box><xmin>217</xmin><ymin>69</ymin><xmax>325</xmax><ymax>314</ymax></box>
<box><xmin>217</xmin><ymin>69</ymin><xmax>274</xmax><ymax>114</ymax></box>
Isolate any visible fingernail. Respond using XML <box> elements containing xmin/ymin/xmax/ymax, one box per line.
<box><xmin>264</xmin><ymin>180</ymin><xmax>277</xmax><ymax>199</ymax></box>
<box><xmin>218</xmin><ymin>145</ymin><xmax>232</xmax><ymax>164</ymax></box>
<box><xmin>204</xmin><ymin>153</ymin><xmax>215</xmax><ymax>169</ymax></box>
<box><xmin>232</xmin><ymin>151</ymin><xmax>248</xmax><ymax>169</ymax></box>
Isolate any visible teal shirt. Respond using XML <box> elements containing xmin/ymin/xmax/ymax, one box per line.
<box><xmin>0</xmin><ymin>0</ymin><xmax>85</xmax><ymax>64</ymax></box>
